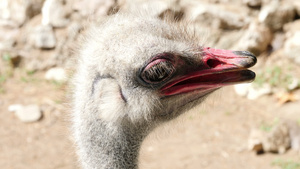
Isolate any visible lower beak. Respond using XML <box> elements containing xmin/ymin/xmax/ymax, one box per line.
<box><xmin>160</xmin><ymin>47</ymin><xmax>257</xmax><ymax>96</ymax></box>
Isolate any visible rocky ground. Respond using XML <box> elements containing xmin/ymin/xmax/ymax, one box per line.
<box><xmin>1</xmin><ymin>0</ymin><xmax>300</xmax><ymax>169</ymax></box>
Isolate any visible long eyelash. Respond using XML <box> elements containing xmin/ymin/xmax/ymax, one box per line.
<box><xmin>148</xmin><ymin>62</ymin><xmax>172</xmax><ymax>78</ymax></box>
<box><xmin>143</xmin><ymin>61</ymin><xmax>174</xmax><ymax>83</ymax></box>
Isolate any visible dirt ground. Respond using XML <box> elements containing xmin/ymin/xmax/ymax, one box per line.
<box><xmin>0</xmin><ymin>57</ymin><xmax>300</xmax><ymax>169</ymax></box>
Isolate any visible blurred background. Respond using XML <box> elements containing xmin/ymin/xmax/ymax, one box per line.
<box><xmin>0</xmin><ymin>0</ymin><xmax>300</xmax><ymax>168</ymax></box>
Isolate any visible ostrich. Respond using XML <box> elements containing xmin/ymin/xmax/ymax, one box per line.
<box><xmin>72</xmin><ymin>11</ymin><xmax>257</xmax><ymax>169</ymax></box>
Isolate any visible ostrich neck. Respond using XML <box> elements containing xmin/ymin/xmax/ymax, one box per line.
<box><xmin>78</xmin><ymin>118</ymin><xmax>150</xmax><ymax>169</ymax></box>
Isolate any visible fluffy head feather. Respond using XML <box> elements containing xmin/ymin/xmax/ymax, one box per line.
<box><xmin>71</xmin><ymin>10</ymin><xmax>256</xmax><ymax>169</ymax></box>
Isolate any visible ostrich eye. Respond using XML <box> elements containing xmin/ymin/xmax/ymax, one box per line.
<box><xmin>141</xmin><ymin>59</ymin><xmax>175</xmax><ymax>84</ymax></box>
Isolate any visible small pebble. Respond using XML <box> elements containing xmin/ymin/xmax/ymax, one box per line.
<box><xmin>288</xmin><ymin>78</ymin><xmax>299</xmax><ymax>91</ymax></box>
<box><xmin>234</xmin><ymin>83</ymin><xmax>251</xmax><ymax>97</ymax></box>
<box><xmin>8</xmin><ymin>104</ymin><xmax>23</xmax><ymax>112</ymax></box>
<box><xmin>247</xmin><ymin>84</ymin><xmax>272</xmax><ymax>100</ymax></box>
<box><xmin>234</xmin><ymin>83</ymin><xmax>272</xmax><ymax>100</ymax></box>
<box><xmin>32</xmin><ymin>25</ymin><xmax>56</xmax><ymax>49</ymax></box>
<box><xmin>45</xmin><ymin>67</ymin><xmax>68</xmax><ymax>82</ymax></box>
<box><xmin>14</xmin><ymin>104</ymin><xmax>42</xmax><ymax>123</ymax></box>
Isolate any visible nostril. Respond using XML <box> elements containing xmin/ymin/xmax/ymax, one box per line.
<box><xmin>206</xmin><ymin>59</ymin><xmax>225</xmax><ymax>68</ymax></box>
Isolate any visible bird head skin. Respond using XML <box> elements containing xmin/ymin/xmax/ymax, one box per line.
<box><xmin>74</xmin><ymin>12</ymin><xmax>256</xmax><ymax>126</ymax></box>
<box><xmin>72</xmin><ymin>11</ymin><xmax>257</xmax><ymax>169</ymax></box>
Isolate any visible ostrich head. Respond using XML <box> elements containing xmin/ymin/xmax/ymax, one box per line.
<box><xmin>72</xmin><ymin>12</ymin><xmax>256</xmax><ymax>169</ymax></box>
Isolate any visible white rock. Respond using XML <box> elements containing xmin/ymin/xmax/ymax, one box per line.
<box><xmin>283</xmin><ymin>20</ymin><xmax>300</xmax><ymax>34</ymax></box>
<box><xmin>234</xmin><ymin>83</ymin><xmax>252</xmax><ymax>97</ymax></box>
<box><xmin>67</xmin><ymin>22</ymin><xmax>82</xmax><ymax>41</ymax></box>
<box><xmin>45</xmin><ymin>67</ymin><xmax>67</xmax><ymax>82</ymax></box>
<box><xmin>32</xmin><ymin>25</ymin><xmax>56</xmax><ymax>49</ymax></box>
<box><xmin>243</xmin><ymin>0</ymin><xmax>262</xmax><ymax>8</ymax></box>
<box><xmin>247</xmin><ymin>84</ymin><xmax>272</xmax><ymax>100</ymax></box>
<box><xmin>234</xmin><ymin>21</ymin><xmax>272</xmax><ymax>55</ymax></box>
<box><xmin>8</xmin><ymin>104</ymin><xmax>23</xmax><ymax>112</ymax></box>
<box><xmin>184</xmin><ymin>2</ymin><xmax>250</xmax><ymax>29</ymax></box>
<box><xmin>0</xmin><ymin>27</ymin><xmax>19</xmax><ymax>50</ymax></box>
<box><xmin>294</xmin><ymin>1</ymin><xmax>300</xmax><ymax>17</ymax></box>
<box><xmin>42</xmin><ymin>0</ymin><xmax>70</xmax><ymax>28</ymax></box>
<box><xmin>249</xmin><ymin>121</ymin><xmax>292</xmax><ymax>154</ymax></box>
<box><xmin>216</xmin><ymin>31</ymin><xmax>244</xmax><ymax>49</ymax></box>
<box><xmin>284</xmin><ymin>31</ymin><xmax>300</xmax><ymax>64</ymax></box>
<box><xmin>271</xmin><ymin>33</ymin><xmax>285</xmax><ymax>51</ymax></box>
<box><xmin>73</xmin><ymin>0</ymin><xmax>115</xmax><ymax>17</ymax></box>
<box><xmin>263</xmin><ymin>122</ymin><xmax>291</xmax><ymax>154</ymax></box>
<box><xmin>258</xmin><ymin>1</ymin><xmax>295</xmax><ymax>31</ymax></box>
<box><xmin>121</xmin><ymin>0</ymin><xmax>174</xmax><ymax>18</ymax></box>
<box><xmin>248</xmin><ymin>129</ymin><xmax>264</xmax><ymax>152</ymax></box>
<box><xmin>0</xmin><ymin>0</ymin><xmax>31</xmax><ymax>27</ymax></box>
<box><xmin>285</xmin><ymin>120</ymin><xmax>300</xmax><ymax>152</ymax></box>
<box><xmin>234</xmin><ymin>83</ymin><xmax>272</xmax><ymax>100</ymax></box>
<box><xmin>288</xmin><ymin>78</ymin><xmax>299</xmax><ymax>91</ymax></box>
<box><xmin>15</xmin><ymin>104</ymin><xmax>42</xmax><ymax>123</ymax></box>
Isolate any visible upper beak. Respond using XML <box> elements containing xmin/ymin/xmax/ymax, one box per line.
<box><xmin>160</xmin><ymin>47</ymin><xmax>257</xmax><ymax>96</ymax></box>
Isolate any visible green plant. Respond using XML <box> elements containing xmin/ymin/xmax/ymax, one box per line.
<box><xmin>225</xmin><ymin>111</ymin><xmax>232</xmax><ymax>116</ymax></box>
<box><xmin>253</xmin><ymin>66</ymin><xmax>299</xmax><ymax>91</ymax></box>
<box><xmin>259</xmin><ymin>118</ymin><xmax>279</xmax><ymax>132</ymax></box>
<box><xmin>54</xmin><ymin>99</ymin><xmax>63</xmax><ymax>104</ymax></box>
<box><xmin>49</xmin><ymin>80</ymin><xmax>67</xmax><ymax>90</ymax></box>
<box><xmin>297</xmin><ymin>119</ymin><xmax>300</xmax><ymax>126</ymax></box>
<box><xmin>272</xmin><ymin>159</ymin><xmax>300</xmax><ymax>169</ymax></box>
<box><xmin>20</xmin><ymin>76</ymin><xmax>40</xmax><ymax>83</ymax></box>
<box><xmin>26</xmin><ymin>70</ymin><xmax>36</xmax><ymax>76</ymax></box>
<box><xmin>0</xmin><ymin>75</ymin><xmax>6</xmax><ymax>94</ymax></box>
<box><xmin>51</xmin><ymin>80</ymin><xmax>64</xmax><ymax>86</ymax></box>
<box><xmin>2</xmin><ymin>53</ymin><xmax>11</xmax><ymax>62</ymax></box>
<box><xmin>260</xmin><ymin>124</ymin><xmax>273</xmax><ymax>132</ymax></box>
<box><xmin>0</xmin><ymin>75</ymin><xmax>6</xmax><ymax>83</ymax></box>
<box><xmin>254</xmin><ymin>73</ymin><xmax>265</xmax><ymax>87</ymax></box>
<box><xmin>21</xmin><ymin>76</ymin><xmax>30</xmax><ymax>83</ymax></box>
<box><xmin>1</xmin><ymin>53</ymin><xmax>14</xmax><ymax>77</ymax></box>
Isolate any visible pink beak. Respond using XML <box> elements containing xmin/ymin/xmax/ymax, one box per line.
<box><xmin>160</xmin><ymin>47</ymin><xmax>257</xmax><ymax>96</ymax></box>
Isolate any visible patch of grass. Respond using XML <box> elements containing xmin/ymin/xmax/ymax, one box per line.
<box><xmin>49</xmin><ymin>80</ymin><xmax>67</xmax><ymax>91</ymax></box>
<box><xmin>26</xmin><ymin>70</ymin><xmax>36</xmax><ymax>76</ymax></box>
<box><xmin>21</xmin><ymin>76</ymin><xmax>31</xmax><ymax>83</ymax></box>
<box><xmin>20</xmin><ymin>76</ymin><xmax>40</xmax><ymax>83</ymax></box>
<box><xmin>0</xmin><ymin>75</ymin><xmax>7</xmax><ymax>94</ymax></box>
<box><xmin>188</xmin><ymin>115</ymin><xmax>194</xmax><ymax>120</ymax></box>
<box><xmin>0</xmin><ymin>87</ymin><xmax>5</xmax><ymax>94</ymax></box>
<box><xmin>199</xmin><ymin>110</ymin><xmax>207</xmax><ymax>115</ymax></box>
<box><xmin>50</xmin><ymin>80</ymin><xmax>65</xmax><ymax>87</ymax></box>
<box><xmin>254</xmin><ymin>73</ymin><xmax>265</xmax><ymax>87</ymax></box>
<box><xmin>253</xmin><ymin>66</ymin><xmax>299</xmax><ymax>91</ymax></box>
<box><xmin>54</xmin><ymin>99</ymin><xmax>63</xmax><ymax>104</ymax></box>
<box><xmin>0</xmin><ymin>75</ymin><xmax>6</xmax><ymax>83</ymax></box>
<box><xmin>225</xmin><ymin>111</ymin><xmax>232</xmax><ymax>116</ymax></box>
<box><xmin>1</xmin><ymin>53</ymin><xmax>14</xmax><ymax>78</ymax></box>
<box><xmin>297</xmin><ymin>119</ymin><xmax>300</xmax><ymax>126</ymax></box>
<box><xmin>260</xmin><ymin>124</ymin><xmax>273</xmax><ymax>132</ymax></box>
<box><xmin>2</xmin><ymin>53</ymin><xmax>11</xmax><ymax>62</ymax></box>
<box><xmin>272</xmin><ymin>159</ymin><xmax>300</xmax><ymax>169</ymax></box>
<box><xmin>259</xmin><ymin>118</ymin><xmax>279</xmax><ymax>132</ymax></box>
